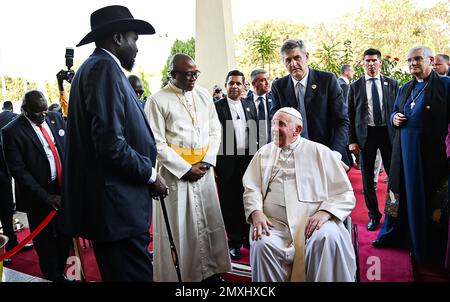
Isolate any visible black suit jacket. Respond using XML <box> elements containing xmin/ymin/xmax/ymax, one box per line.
<box><xmin>348</xmin><ymin>75</ymin><xmax>399</xmax><ymax>149</ymax></box>
<box><xmin>62</xmin><ymin>48</ymin><xmax>157</xmax><ymax>241</ymax></box>
<box><xmin>337</xmin><ymin>77</ymin><xmax>350</xmax><ymax>103</ymax></box>
<box><xmin>0</xmin><ymin>111</ymin><xmax>18</xmax><ymax>181</ymax></box>
<box><xmin>245</xmin><ymin>91</ymin><xmax>274</xmax><ymax>146</ymax></box>
<box><xmin>215</xmin><ymin>97</ymin><xmax>257</xmax><ymax>182</ymax></box>
<box><xmin>270</xmin><ymin>68</ymin><xmax>350</xmax><ymax>160</ymax></box>
<box><xmin>2</xmin><ymin>112</ymin><xmax>65</xmax><ymax>214</ymax></box>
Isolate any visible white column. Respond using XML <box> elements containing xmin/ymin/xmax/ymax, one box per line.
<box><xmin>195</xmin><ymin>0</ymin><xmax>236</xmax><ymax>94</ymax></box>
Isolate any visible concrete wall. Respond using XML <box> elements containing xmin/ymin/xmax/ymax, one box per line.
<box><xmin>195</xmin><ymin>0</ymin><xmax>236</xmax><ymax>94</ymax></box>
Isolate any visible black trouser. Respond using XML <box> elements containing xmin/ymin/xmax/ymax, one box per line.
<box><xmin>27</xmin><ymin>180</ymin><xmax>71</xmax><ymax>281</ymax></box>
<box><xmin>217</xmin><ymin>155</ymin><xmax>251</xmax><ymax>249</ymax></box>
<box><xmin>0</xmin><ymin>174</ymin><xmax>18</xmax><ymax>250</ymax></box>
<box><xmin>92</xmin><ymin>233</ymin><xmax>153</xmax><ymax>282</ymax></box>
<box><xmin>360</xmin><ymin>126</ymin><xmax>392</xmax><ymax>221</ymax></box>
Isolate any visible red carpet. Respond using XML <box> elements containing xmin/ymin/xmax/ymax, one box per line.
<box><xmin>347</xmin><ymin>168</ymin><xmax>413</xmax><ymax>282</ymax></box>
<box><xmin>7</xmin><ymin>167</ymin><xmax>417</xmax><ymax>282</ymax></box>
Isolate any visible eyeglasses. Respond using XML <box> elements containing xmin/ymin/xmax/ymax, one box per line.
<box><xmin>173</xmin><ymin>70</ymin><xmax>201</xmax><ymax>79</ymax></box>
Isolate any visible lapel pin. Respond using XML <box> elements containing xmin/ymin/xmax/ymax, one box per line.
<box><xmin>311</xmin><ymin>84</ymin><xmax>317</xmax><ymax>90</ymax></box>
<box><xmin>51</xmin><ymin>120</ymin><xmax>55</xmax><ymax>124</ymax></box>
<box><xmin>384</xmin><ymin>82</ymin><xmax>388</xmax><ymax>86</ymax></box>
<box><xmin>246</xmin><ymin>107</ymin><xmax>250</xmax><ymax>112</ymax></box>
<box><xmin>58</xmin><ymin>129</ymin><xmax>65</xmax><ymax>137</ymax></box>
<box><xmin>426</xmin><ymin>106</ymin><xmax>430</xmax><ymax>109</ymax></box>
<box><xmin>268</xmin><ymin>98</ymin><xmax>272</xmax><ymax>102</ymax></box>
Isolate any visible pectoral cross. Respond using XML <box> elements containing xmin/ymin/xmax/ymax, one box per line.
<box><xmin>410</xmin><ymin>101</ymin><xmax>416</xmax><ymax>110</ymax></box>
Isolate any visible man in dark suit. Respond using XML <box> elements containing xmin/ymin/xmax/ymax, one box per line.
<box><xmin>215</xmin><ymin>70</ymin><xmax>257</xmax><ymax>261</ymax></box>
<box><xmin>270</xmin><ymin>39</ymin><xmax>350</xmax><ymax>167</ymax></box>
<box><xmin>128</xmin><ymin>75</ymin><xmax>146</xmax><ymax>109</ymax></box>
<box><xmin>0</xmin><ymin>101</ymin><xmax>20</xmax><ymax>265</ymax></box>
<box><xmin>338</xmin><ymin>64</ymin><xmax>355</xmax><ymax>102</ymax></box>
<box><xmin>2</xmin><ymin>91</ymin><xmax>70</xmax><ymax>281</ymax></box>
<box><xmin>348</xmin><ymin>48</ymin><xmax>399</xmax><ymax>231</ymax></box>
<box><xmin>434</xmin><ymin>54</ymin><xmax>450</xmax><ymax>76</ymax></box>
<box><xmin>338</xmin><ymin>64</ymin><xmax>356</xmax><ymax>169</ymax></box>
<box><xmin>246</xmin><ymin>69</ymin><xmax>273</xmax><ymax>148</ymax></box>
<box><xmin>61</xmin><ymin>5</ymin><xmax>167</xmax><ymax>282</ymax></box>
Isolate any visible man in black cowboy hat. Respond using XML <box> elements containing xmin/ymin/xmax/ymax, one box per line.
<box><xmin>61</xmin><ymin>5</ymin><xmax>168</xmax><ymax>282</ymax></box>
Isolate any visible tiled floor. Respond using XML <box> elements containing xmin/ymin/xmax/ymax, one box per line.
<box><xmin>2</xmin><ymin>267</ymin><xmax>48</xmax><ymax>282</ymax></box>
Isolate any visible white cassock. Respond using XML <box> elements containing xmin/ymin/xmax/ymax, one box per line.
<box><xmin>145</xmin><ymin>82</ymin><xmax>231</xmax><ymax>282</ymax></box>
<box><xmin>243</xmin><ymin>137</ymin><xmax>356</xmax><ymax>282</ymax></box>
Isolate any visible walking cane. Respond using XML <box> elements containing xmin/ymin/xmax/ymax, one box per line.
<box><xmin>159</xmin><ymin>193</ymin><xmax>182</xmax><ymax>282</ymax></box>
<box><xmin>72</xmin><ymin>238</ymin><xmax>87</xmax><ymax>282</ymax></box>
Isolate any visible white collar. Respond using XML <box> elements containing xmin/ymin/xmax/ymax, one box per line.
<box><xmin>364</xmin><ymin>73</ymin><xmax>381</xmax><ymax>81</ymax></box>
<box><xmin>291</xmin><ymin>69</ymin><xmax>309</xmax><ymax>88</ymax></box>
<box><xmin>280</xmin><ymin>136</ymin><xmax>301</xmax><ymax>151</ymax></box>
<box><xmin>254</xmin><ymin>93</ymin><xmax>267</xmax><ymax>100</ymax></box>
<box><xmin>168</xmin><ymin>81</ymin><xmax>189</xmax><ymax>94</ymax></box>
<box><xmin>101</xmin><ymin>48</ymin><xmax>122</xmax><ymax>69</ymax></box>
<box><xmin>227</xmin><ymin>96</ymin><xmax>241</xmax><ymax>105</ymax></box>
<box><xmin>339</xmin><ymin>76</ymin><xmax>350</xmax><ymax>85</ymax></box>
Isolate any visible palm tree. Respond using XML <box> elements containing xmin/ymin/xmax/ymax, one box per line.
<box><xmin>251</xmin><ymin>32</ymin><xmax>278</xmax><ymax>77</ymax></box>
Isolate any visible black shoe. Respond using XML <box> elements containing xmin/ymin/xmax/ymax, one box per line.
<box><xmin>7</xmin><ymin>242</ymin><xmax>33</xmax><ymax>252</ymax></box>
<box><xmin>372</xmin><ymin>238</ymin><xmax>391</xmax><ymax>248</ymax></box>
<box><xmin>3</xmin><ymin>258</ymin><xmax>12</xmax><ymax>266</ymax></box>
<box><xmin>21</xmin><ymin>243</ymin><xmax>34</xmax><ymax>251</ymax></box>
<box><xmin>229</xmin><ymin>247</ymin><xmax>242</xmax><ymax>261</ymax></box>
<box><xmin>202</xmin><ymin>273</ymin><xmax>226</xmax><ymax>282</ymax></box>
<box><xmin>367</xmin><ymin>219</ymin><xmax>380</xmax><ymax>231</ymax></box>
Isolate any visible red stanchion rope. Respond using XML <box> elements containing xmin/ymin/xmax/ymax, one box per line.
<box><xmin>0</xmin><ymin>210</ymin><xmax>56</xmax><ymax>262</ymax></box>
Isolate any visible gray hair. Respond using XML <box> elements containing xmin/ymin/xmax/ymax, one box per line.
<box><xmin>409</xmin><ymin>46</ymin><xmax>434</xmax><ymax>58</ymax></box>
<box><xmin>280</xmin><ymin>39</ymin><xmax>307</xmax><ymax>56</ymax></box>
<box><xmin>340</xmin><ymin>64</ymin><xmax>352</xmax><ymax>75</ymax></box>
<box><xmin>250</xmin><ymin>69</ymin><xmax>268</xmax><ymax>82</ymax></box>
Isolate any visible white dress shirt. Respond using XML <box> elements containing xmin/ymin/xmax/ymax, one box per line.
<box><xmin>227</xmin><ymin>97</ymin><xmax>248</xmax><ymax>154</ymax></box>
<box><xmin>365</xmin><ymin>74</ymin><xmax>385</xmax><ymax>126</ymax></box>
<box><xmin>26</xmin><ymin>117</ymin><xmax>59</xmax><ymax>181</ymax></box>
<box><xmin>254</xmin><ymin>93</ymin><xmax>269</xmax><ymax>120</ymax></box>
<box><xmin>291</xmin><ymin>70</ymin><xmax>309</xmax><ymax>102</ymax></box>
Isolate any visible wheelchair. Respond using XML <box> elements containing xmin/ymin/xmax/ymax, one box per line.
<box><xmin>343</xmin><ymin>216</ymin><xmax>360</xmax><ymax>282</ymax></box>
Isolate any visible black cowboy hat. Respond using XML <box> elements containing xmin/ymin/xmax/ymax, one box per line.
<box><xmin>77</xmin><ymin>5</ymin><xmax>155</xmax><ymax>47</ymax></box>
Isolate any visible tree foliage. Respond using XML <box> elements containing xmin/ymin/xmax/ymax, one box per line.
<box><xmin>314</xmin><ymin>0</ymin><xmax>449</xmax><ymax>62</ymax></box>
<box><xmin>160</xmin><ymin>38</ymin><xmax>195</xmax><ymax>87</ymax></box>
<box><xmin>135</xmin><ymin>67</ymin><xmax>152</xmax><ymax>98</ymax></box>
<box><xmin>0</xmin><ymin>76</ymin><xmax>37</xmax><ymax>102</ymax></box>
<box><xmin>251</xmin><ymin>32</ymin><xmax>279</xmax><ymax>76</ymax></box>
<box><xmin>236</xmin><ymin>0</ymin><xmax>449</xmax><ymax>84</ymax></box>
<box><xmin>235</xmin><ymin>20</ymin><xmax>309</xmax><ymax>79</ymax></box>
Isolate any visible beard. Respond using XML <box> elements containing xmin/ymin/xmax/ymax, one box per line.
<box><xmin>121</xmin><ymin>57</ymin><xmax>135</xmax><ymax>72</ymax></box>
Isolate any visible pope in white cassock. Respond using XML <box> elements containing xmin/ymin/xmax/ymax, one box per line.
<box><xmin>145</xmin><ymin>54</ymin><xmax>231</xmax><ymax>282</ymax></box>
<box><xmin>243</xmin><ymin>107</ymin><xmax>357</xmax><ymax>282</ymax></box>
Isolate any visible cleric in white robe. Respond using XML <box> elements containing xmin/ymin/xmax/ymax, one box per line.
<box><xmin>243</xmin><ymin>107</ymin><xmax>357</xmax><ymax>282</ymax></box>
<box><xmin>145</xmin><ymin>54</ymin><xmax>231</xmax><ymax>282</ymax></box>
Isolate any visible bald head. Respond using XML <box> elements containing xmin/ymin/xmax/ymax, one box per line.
<box><xmin>169</xmin><ymin>53</ymin><xmax>195</xmax><ymax>71</ymax></box>
<box><xmin>128</xmin><ymin>75</ymin><xmax>144</xmax><ymax>98</ymax></box>
<box><xmin>22</xmin><ymin>90</ymin><xmax>48</xmax><ymax>125</ymax></box>
<box><xmin>169</xmin><ymin>53</ymin><xmax>199</xmax><ymax>91</ymax></box>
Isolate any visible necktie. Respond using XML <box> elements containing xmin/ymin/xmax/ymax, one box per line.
<box><xmin>257</xmin><ymin>96</ymin><xmax>268</xmax><ymax>146</ymax></box>
<box><xmin>295</xmin><ymin>82</ymin><xmax>309</xmax><ymax>138</ymax></box>
<box><xmin>370</xmin><ymin>78</ymin><xmax>382</xmax><ymax>126</ymax></box>
<box><xmin>37</xmin><ymin>124</ymin><xmax>62</xmax><ymax>187</ymax></box>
